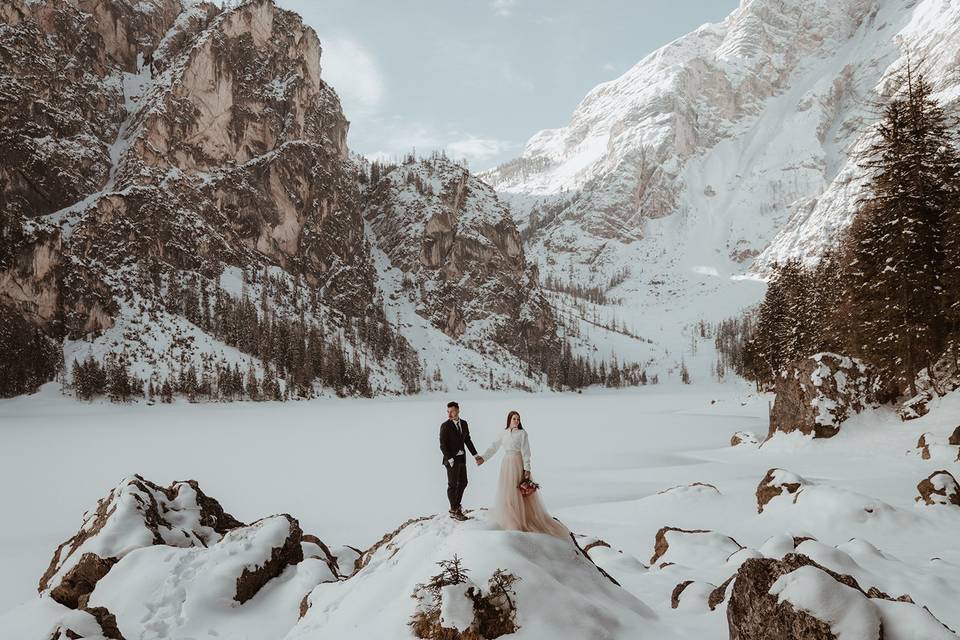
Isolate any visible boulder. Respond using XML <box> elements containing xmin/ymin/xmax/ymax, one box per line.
<box><xmin>290</xmin><ymin>513</ymin><xmax>668</xmax><ymax>640</ymax></box>
<box><xmin>727</xmin><ymin>554</ymin><xmax>879</xmax><ymax>640</ymax></box>
<box><xmin>234</xmin><ymin>515</ymin><xmax>305</xmax><ymax>604</ymax></box>
<box><xmin>727</xmin><ymin>553</ymin><xmax>955</xmax><ymax>640</ymax></box>
<box><xmin>768</xmin><ymin>353</ymin><xmax>871</xmax><ymax>440</ymax></box>
<box><xmin>916</xmin><ymin>470</ymin><xmax>960</xmax><ymax>507</ymax></box>
<box><xmin>950</xmin><ymin>426</ymin><xmax>960</xmax><ymax>446</ymax></box>
<box><xmin>756</xmin><ymin>469</ymin><xmax>807</xmax><ymax>514</ymax></box>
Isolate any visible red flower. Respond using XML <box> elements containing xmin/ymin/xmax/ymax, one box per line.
<box><xmin>518</xmin><ymin>479</ymin><xmax>540</xmax><ymax>496</ymax></box>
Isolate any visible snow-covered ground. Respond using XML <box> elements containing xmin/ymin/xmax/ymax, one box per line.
<box><xmin>2</xmin><ymin>380</ymin><xmax>959</xmax><ymax>638</ymax></box>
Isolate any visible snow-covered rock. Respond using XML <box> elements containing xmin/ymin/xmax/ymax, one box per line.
<box><xmin>731</xmin><ymin>431</ymin><xmax>760</xmax><ymax>447</ymax></box>
<box><xmin>87</xmin><ymin>514</ymin><xmax>331</xmax><ymax>640</ymax></box>
<box><xmin>756</xmin><ymin>468</ymin><xmax>808</xmax><ymax>514</ymax></box>
<box><xmin>769</xmin><ymin>353</ymin><xmax>872</xmax><ymax>440</ymax></box>
<box><xmin>289</xmin><ymin>513</ymin><xmax>679</xmax><ymax>640</ymax></box>
<box><xmin>39</xmin><ymin>475</ymin><xmax>243</xmax><ymax>608</ymax></box>
<box><xmin>1</xmin><ymin>475</ymin><xmax>346</xmax><ymax>640</ymax></box>
<box><xmin>916</xmin><ymin>470</ymin><xmax>960</xmax><ymax>507</ymax></box>
<box><xmin>649</xmin><ymin>526</ymin><xmax>742</xmax><ymax>567</ymax></box>
<box><xmin>727</xmin><ymin>553</ymin><xmax>954</xmax><ymax>640</ymax></box>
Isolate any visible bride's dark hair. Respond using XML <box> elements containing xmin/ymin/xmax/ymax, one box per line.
<box><xmin>505</xmin><ymin>410</ymin><xmax>523</xmax><ymax>430</ymax></box>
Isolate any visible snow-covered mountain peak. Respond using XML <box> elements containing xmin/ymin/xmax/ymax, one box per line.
<box><xmin>479</xmin><ymin>0</ymin><xmax>960</xmax><ymax>376</ymax></box>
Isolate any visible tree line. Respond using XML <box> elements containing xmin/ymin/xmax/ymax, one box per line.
<box><xmin>69</xmin><ymin>267</ymin><xmax>423</xmax><ymax>402</ymax></box>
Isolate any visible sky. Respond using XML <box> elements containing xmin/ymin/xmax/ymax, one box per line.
<box><xmin>278</xmin><ymin>0</ymin><xmax>739</xmax><ymax>171</ymax></box>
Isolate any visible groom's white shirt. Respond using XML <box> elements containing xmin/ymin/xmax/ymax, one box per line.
<box><xmin>447</xmin><ymin>418</ymin><xmax>465</xmax><ymax>467</ymax></box>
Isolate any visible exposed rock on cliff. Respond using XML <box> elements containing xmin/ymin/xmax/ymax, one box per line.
<box><xmin>363</xmin><ymin>154</ymin><xmax>563</xmax><ymax>380</ymax></box>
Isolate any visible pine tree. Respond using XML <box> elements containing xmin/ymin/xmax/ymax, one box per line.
<box><xmin>841</xmin><ymin>66</ymin><xmax>960</xmax><ymax>396</ymax></box>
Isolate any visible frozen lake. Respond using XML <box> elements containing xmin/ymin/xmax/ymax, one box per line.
<box><xmin>3</xmin><ymin>381</ymin><xmax>959</xmax><ymax>638</ymax></box>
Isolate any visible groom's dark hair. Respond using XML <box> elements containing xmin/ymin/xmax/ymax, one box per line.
<box><xmin>447</xmin><ymin>401</ymin><xmax>459</xmax><ymax>409</ymax></box>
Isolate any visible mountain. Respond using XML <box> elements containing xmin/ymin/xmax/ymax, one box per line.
<box><xmin>0</xmin><ymin>0</ymin><xmax>569</xmax><ymax>398</ymax></box>
<box><xmin>482</xmin><ymin>0</ymin><xmax>960</xmax><ymax>375</ymax></box>
<box><xmin>363</xmin><ymin>154</ymin><xmax>562</xmax><ymax>391</ymax></box>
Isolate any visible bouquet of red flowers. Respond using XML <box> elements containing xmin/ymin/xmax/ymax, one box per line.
<box><xmin>518</xmin><ymin>478</ymin><xmax>539</xmax><ymax>496</ymax></box>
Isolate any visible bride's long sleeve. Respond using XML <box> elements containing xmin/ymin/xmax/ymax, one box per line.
<box><xmin>481</xmin><ymin>433</ymin><xmax>502</xmax><ymax>461</ymax></box>
<box><xmin>520</xmin><ymin>430</ymin><xmax>531</xmax><ymax>472</ymax></box>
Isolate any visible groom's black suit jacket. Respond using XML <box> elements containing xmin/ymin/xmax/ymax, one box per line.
<box><xmin>440</xmin><ymin>418</ymin><xmax>478</xmax><ymax>466</ymax></box>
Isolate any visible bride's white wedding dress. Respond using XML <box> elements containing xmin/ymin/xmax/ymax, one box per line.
<box><xmin>481</xmin><ymin>427</ymin><xmax>569</xmax><ymax>540</ymax></box>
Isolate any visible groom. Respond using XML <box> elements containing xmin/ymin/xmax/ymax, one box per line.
<box><xmin>439</xmin><ymin>401</ymin><xmax>482</xmax><ymax>521</ymax></box>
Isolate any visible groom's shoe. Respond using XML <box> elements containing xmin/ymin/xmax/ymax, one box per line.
<box><xmin>450</xmin><ymin>508</ymin><xmax>468</xmax><ymax>521</ymax></box>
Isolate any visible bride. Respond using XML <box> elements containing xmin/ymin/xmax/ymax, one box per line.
<box><xmin>477</xmin><ymin>410</ymin><xmax>569</xmax><ymax>540</ymax></box>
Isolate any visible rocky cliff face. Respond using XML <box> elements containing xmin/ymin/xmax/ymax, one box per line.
<box><xmin>0</xmin><ymin>0</ymin><xmax>182</xmax><ymax>221</ymax></box>
<box><xmin>0</xmin><ymin>0</ymin><xmax>564</xmax><ymax>397</ymax></box>
<box><xmin>364</xmin><ymin>155</ymin><xmax>561</xmax><ymax>378</ymax></box>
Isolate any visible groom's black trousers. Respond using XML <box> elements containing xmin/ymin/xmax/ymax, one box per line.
<box><xmin>446</xmin><ymin>456</ymin><xmax>468</xmax><ymax>511</ymax></box>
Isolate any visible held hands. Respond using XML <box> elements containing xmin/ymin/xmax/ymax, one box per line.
<box><xmin>474</xmin><ymin>455</ymin><xmax>484</xmax><ymax>466</ymax></box>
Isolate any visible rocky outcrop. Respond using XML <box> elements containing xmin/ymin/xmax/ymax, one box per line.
<box><xmin>727</xmin><ymin>554</ymin><xmax>879</xmax><ymax>640</ymax></box>
<box><xmin>727</xmin><ymin>552</ymin><xmax>955</xmax><ymax>640</ymax></box>
<box><xmin>916</xmin><ymin>470</ymin><xmax>960</xmax><ymax>507</ymax></box>
<box><xmin>756</xmin><ymin>469</ymin><xmax>806</xmax><ymax>513</ymax></box>
<box><xmin>768</xmin><ymin>353</ymin><xmax>871</xmax><ymax>440</ymax></box>
<box><xmin>84</xmin><ymin>606</ymin><xmax>125</xmax><ymax>640</ymax></box>
<box><xmin>49</xmin><ymin>554</ymin><xmax>118</xmax><ymax>610</ymax></box>
<box><xmin>16</xmin><ymin>476</ymin><xmax>345</xmax><ymax>640</ymax></box>
<box><xmin>40</xmin><ymin>475</ymin><xmax>243</xmax><ymax>605</ymax></box>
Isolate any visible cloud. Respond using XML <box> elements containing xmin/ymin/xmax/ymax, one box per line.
<box><xmin>492</xmin><ymin>0</ymin><xmax>517</xmax><ymax>17</ymax></box>
<box><xmin>446</xmin><ymin>136</ymin><xmax>513</xmax><ymax>167</ymax></box>
<box><xmin>356</xmin><ymin>124</ymin><xmax>513</xmax><ymax>170</ymax></box>
<box><xmin>318</xmin><ymin>34</ymin><xmax>384</xmax><ymax>114</ymax></box>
